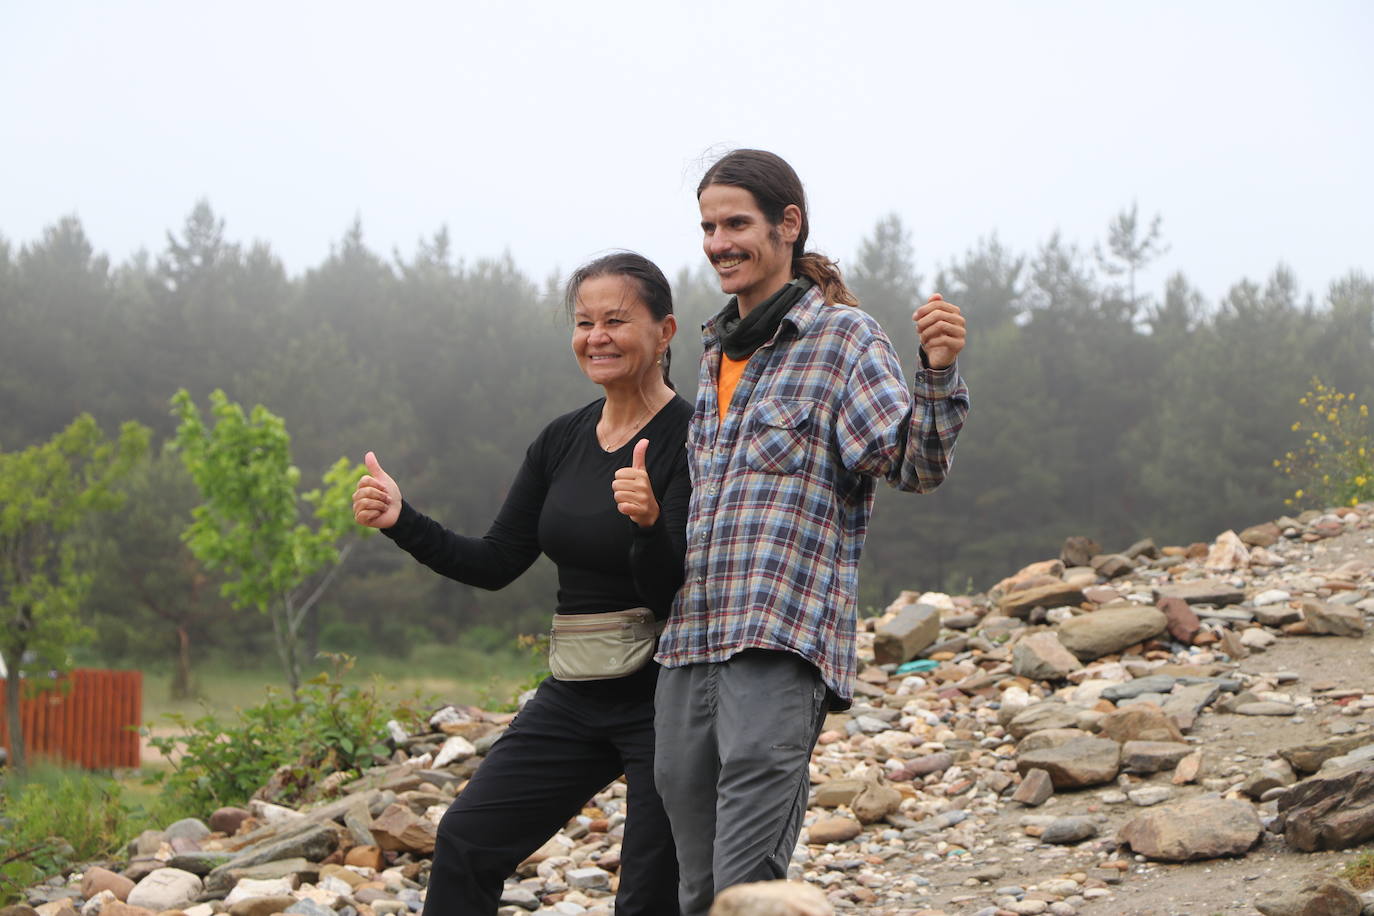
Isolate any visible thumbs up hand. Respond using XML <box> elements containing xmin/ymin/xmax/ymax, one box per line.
<box><xmin>613</xmin><ymin>438</ymin><xmax>660</xmax><ymax>528</ymax></box>
<box><xmin>353</xmin><ymin>450</ymin><xmax>402</xmax><ymax>529</ymax></box>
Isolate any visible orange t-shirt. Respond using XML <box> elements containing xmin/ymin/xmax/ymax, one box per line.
<box><xmin>718</xmin><ymin>354</ymin><xmax>750</xmax><ymax>421</ymax></box>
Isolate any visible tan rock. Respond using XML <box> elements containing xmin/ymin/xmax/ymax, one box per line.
<box><xmin>811</xmin><ymin>779</ymin><xmax>866</xmax><ymax>808</ymax></box>
<box><xmin>1001</xmin><ymin>582</ymin><xmax>1086</xmax><ymax>620</ymax></box>
<box><xmin>343</xmin><ymin>845</ymin><xmax>384</xmax><ymax>870</ymax></box>
<box><xmin>320</xmin><ymin>864</ymin><xmax>368</xmax><ymax>888</ymax></box>
<box><xmin>1012</xmin><ymin>768</ymin><xmax>1054</xmax><ymax>806</ymax></box>
<box><xmin>1173</xmin><ymin>750</ymin><xmax>1205</xmax><ymax>784</ymax></box>
<box><xmin>1303</xmin><ymin>600</ymin><xmax>1365</xmax><ymax>637</ymax></box>
<box><xmin>1098</xmin><ymin>702</ymin><xmax>1185</xmax><ymax>744</ymax></box>
<box><xmin>851</xmin><ymin>780</ymin><xmax>902</xmax><ymax>824</ymax></box>
<box><xmin>807</xmin><ymin>816</ymin><xmax>862</xmax><ymax>845</ymax></box>
<box><xmin>227</xmin><ymin>897</ymin><xmax>298</xmax><ymax>916</ymax></box>
<box><xmin>96</xmin><ymin>905</ymin><xmax>156</xmax><ymax>916</ymax></box>
<box><xmin>711</xmin><ymin>880</ymin><xmax>835</xmax><ymax>915</ymax></box>
<box><xmin>873</xmin><ymin>602</ymin><xmax>941</xmax><ymax>665</ymax></box>
<box><xmin>81</xmin><ymin>866</ymin><xmax>135</xmax><ymax>902</ymax></box>
<box><xmin>370</xmin><ymin>803</ymin><xmax>437</xmax><ymax>854</ymax></box>
<box><xmin>1011</xmin><ymin>632</ymin><xmax>1082</xmax><ymax>681</ymax></box>
<box><xmin>1118</xmin><ymin>797</ymin><xmax>1262</xmax><ymax>861</ymax></box>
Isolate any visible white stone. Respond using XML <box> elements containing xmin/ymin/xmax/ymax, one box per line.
<box><xmin>127</xmin><ymin>868</ymin><xmax>204</xmax><ymax>911</ymax></box>
<box><xmin>433</xmin><ymin>734</ymin><xmax>477</xmax><ymax>768</ymax></box>
<box><xmin>80</xmin><ymin>890</ymin><xmax>116</xmax><ymax>915</ymax></box>
<box><xmin>428</xmin><ymin>705</ymin><xmax>471</xmax><ymax>728</ymax></box>
<box><xmin>1206</xmin><ymin>531</ymin><xmax>1250</xmax><ymax>571</ymax></box>
<box><xmin>225</xmin><ymin>876</ymin><xmax>294</xmax><ymax>904</ymax></box>
<box><xmin>1128</xmin><ymin>786</ymin><xmax>1174</xmax><ymax>806</ymax></box>
<box><xmin>319</xmin><ymin>875</ymin><xmax>355</xmax><ymax>895</ymax></box>
<box><xmin>1253</xmin><ymin>589</ymin><xmax>1292</xmax><ymax>606</ymax></box>
<box><xmin>1039</xmin><ymin>877</ymin><xmax>1081</xmax><ymax>896</ymax></box>
<box><xmin>249</xmin><ymin>798</ymin><xmax>305</xmax><ymax>825</ymax></box>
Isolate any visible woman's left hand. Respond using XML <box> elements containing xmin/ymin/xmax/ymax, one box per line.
<box><xmin>613</xmin><ymin>438</ymin><xmax>660</xmax><ymax>528</ymax></box>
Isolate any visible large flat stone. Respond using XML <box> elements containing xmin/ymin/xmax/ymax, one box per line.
<box><xmin>1056</xmin><ymin>606</ymin><xmax>1168</xmax><ymax>660</ymax></box>
<box><xmin>1016</xmin><ymin>737</ymin><xmax>1121</xmax><ymax>788</ymax></box>
<box><xmin>1152</xmin><ymin>581</ymin><xmax>1246</xmax><ymax>607</ymax></box>
<box><xmin>1118</xmin><ymin>797</ymin><xmax>1262</xmax><ymax>861</ymax></box>
<box><xmin>1000</xmin><ymin>582</ymin><xmax>1086</xmax><ymax>620</ymax></box>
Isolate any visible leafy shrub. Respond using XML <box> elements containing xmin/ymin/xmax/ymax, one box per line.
<box><xmin>0</xmin><ymin>765</ymin><xmax>170</xmax><ymax>905</ymax></box>
<box><xmin>1343</xmin><ymin>850</ymin><xmax>1374</xmax><ymax>890</ymax></box>
<box><xmin>1278</xmin><ymin>377</ymin><xmax>1374</xmax><ymax>509</ymax></box>
<box><xmin>477</xmin><ymin>632</ymin><xmax>549</xmax><ymax>713</ymax></box>
<box><xmin>146</xmin><ymin>653</ymin><xmax>428</xmax><ymax>815</ymax></box>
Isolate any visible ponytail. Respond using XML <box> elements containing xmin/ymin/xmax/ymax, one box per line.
<box><xmin>795</xmin><ymin>252</ymin><xmax>858</xmax><ymax>307</ymax></box>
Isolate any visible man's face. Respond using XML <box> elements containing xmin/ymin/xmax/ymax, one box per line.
<box><xmin>698</xmin><ymin>183</ymin><xmax>799</xmax><ymax>313</ymax></box>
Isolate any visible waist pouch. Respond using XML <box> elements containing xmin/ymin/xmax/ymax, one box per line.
<box><xmin>548</xmin><ymin>608</ymin><xmax>664</xmax><ymax>681</ymax></box>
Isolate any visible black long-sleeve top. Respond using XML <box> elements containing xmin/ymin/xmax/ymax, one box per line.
<box><xmin>383</xmin><ymin>396</ymin><xmax>693</xmax><ymax>623</ymax></box>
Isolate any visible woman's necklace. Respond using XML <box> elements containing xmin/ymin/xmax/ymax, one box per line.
<box><xmin>597</xmin><ymin>396</ymin><xmax>660</xmax><ymax>452</ymax></box>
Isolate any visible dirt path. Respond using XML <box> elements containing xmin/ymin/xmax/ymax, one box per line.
<box><xmin>1026</xmin><ymin>525</ymin><xmax>1372</xmax><ymax>916</ymax></box>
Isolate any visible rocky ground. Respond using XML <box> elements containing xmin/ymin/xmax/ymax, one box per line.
<box><xmin>7</xmin><ymin>504</ymin><xmax>1374</xmax><ymax>916</ymax></box>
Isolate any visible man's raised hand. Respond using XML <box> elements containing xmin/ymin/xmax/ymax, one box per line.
<box><xmin>913</xmin><ymin>293</ymin><xmax>967</xmax><ymax>370</ymax></box>
<box><xmin>353</xmin><ymin>451</ymin><xmax>402</xmax><ymax>529</ymax></box>
<box><xmin>613</xmin><ymin>438</ymin><xmax>660</xmax><ymax>528</ymax></box>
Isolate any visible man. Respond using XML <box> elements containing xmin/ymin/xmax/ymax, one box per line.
<box><xmin>653</xmin><ymin>149</ymin><xmax>969</xmax><ymax>915</ymax></box>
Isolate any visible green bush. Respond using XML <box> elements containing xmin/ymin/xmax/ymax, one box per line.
<box><xmin>146</xmin><ymin>653</ymin><xmax>429</xmax><ymax>815</ymax></box>
<box><xmin>1278</xmin><ymin>377</ymin><xmax>1374</xmax><ymax>509</ymax></box>
<box><xmin>0</xmin><ymin>765</ymin><xmax>171</xmax><ymax>906</ymax></box>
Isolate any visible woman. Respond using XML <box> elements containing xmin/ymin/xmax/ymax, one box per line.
<box><xmin>352</xmin><ymin>252</ymin><xmax>689</xmax><ymax>915</ymax></box>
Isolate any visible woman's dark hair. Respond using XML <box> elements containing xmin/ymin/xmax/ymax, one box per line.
<box><xmin>697</xmin><ymin>149</ymin><xmax>858</xmax><ymax>306</ymax></box>
<box><xmin>564</xmin><ymin>251</ymin><xmax>675</xmax><ymax>389</ymax></box>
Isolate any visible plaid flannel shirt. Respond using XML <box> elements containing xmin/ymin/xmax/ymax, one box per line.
<box><xmin>655</xmin><ymin>285</ymin><xmax>970</xmax><ymax>705</ymax></box>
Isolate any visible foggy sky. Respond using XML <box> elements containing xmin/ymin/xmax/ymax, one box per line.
<box><xmin>2</xmin><ymin>0</ymin><xmax>1370</xmax><ymax>306</ymax></box>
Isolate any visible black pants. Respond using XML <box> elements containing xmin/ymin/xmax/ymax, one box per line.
<box><xmin>421</xmin><ymin>670</ymin><xmax>680</xmax><ymax>915</ymax></box>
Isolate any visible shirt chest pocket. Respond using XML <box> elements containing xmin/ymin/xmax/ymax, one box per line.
<box><xmin>744</xmin><ymin>398</ymin><xmax>814</xmax><ymax>474</ymax></box>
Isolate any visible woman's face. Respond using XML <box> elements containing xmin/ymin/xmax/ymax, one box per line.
<box><xmin>571</xmin><ymin>274</ymin><xmax>675</xmax><ymax>390</ymax></box>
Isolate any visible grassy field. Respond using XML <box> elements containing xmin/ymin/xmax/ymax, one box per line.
<box><xmin>140</xmin><ymin>640</ymin><xmax>547</xmax><ymax>726</ymax></box>
<box><xmin>2</xmin><ymin>641</ymin><xmax>549</xmax><ymax>903</ymax></box>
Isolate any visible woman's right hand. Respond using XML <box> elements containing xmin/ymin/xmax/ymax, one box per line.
<box><xmin>353</xmin><ymin>451</ymin><xmax>401</xmax><ymax>529</ymax></box>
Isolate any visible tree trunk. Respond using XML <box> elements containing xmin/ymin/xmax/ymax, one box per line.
<box><xmin>172</xmin><ymin>625</ymin><xmax>192</xmax><ymax>700</ymax></box>
<box><xmin>271</xmin><ymin>601</ymin><xmax>300</xmax><ymax>700</ymax></box>
<box><xmin>4</xmin><ymin>655</ymin><xmax>25</xmax><ymax>775</ymax></box>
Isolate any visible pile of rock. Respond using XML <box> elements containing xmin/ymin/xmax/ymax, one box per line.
<box><xmin>5</xmin><ymin>504</ymin><xmax>1374</xmax><ymax>916</ymax></box>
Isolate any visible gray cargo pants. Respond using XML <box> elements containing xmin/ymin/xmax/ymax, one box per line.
<box><xmin>653</xmin><ymin>649</ymin><xmax>829</xmax><ymax>916</ymax></box>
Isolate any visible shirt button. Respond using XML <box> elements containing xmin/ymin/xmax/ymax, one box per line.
<box><xmin>699</xmin><ymin>532</ymin><xmax>708</xmax><ymax>543</ymax></box>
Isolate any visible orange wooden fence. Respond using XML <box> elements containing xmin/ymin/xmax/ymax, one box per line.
<box><xmin>0</xmin><ymin>669</ymin><xmax>142</xmax><ymax>769</ymax></box>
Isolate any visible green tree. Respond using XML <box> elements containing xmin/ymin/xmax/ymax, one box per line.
<box><xmin>83</xmin><ymin>449</ymin><xmax>230</xmax><ymax>699</ymax></box>
<box><xmin>170</xmin><ymin>389</ymin><xmax>368</xmax><ymax>696</ymax></box>
<box><xmin>1095</xmin><ymin>201</ymin><xmax>1168</xmax><ymax>313</ymax></box>
<box><xmin>0</xmin><ymin>414</ymin><xmax>149</xmax><ymax>773</ymax></box>
<box><xmin>850</xmin><ymin>213</ymin><xmax>924</xmax><ymax>372</ymax></box>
